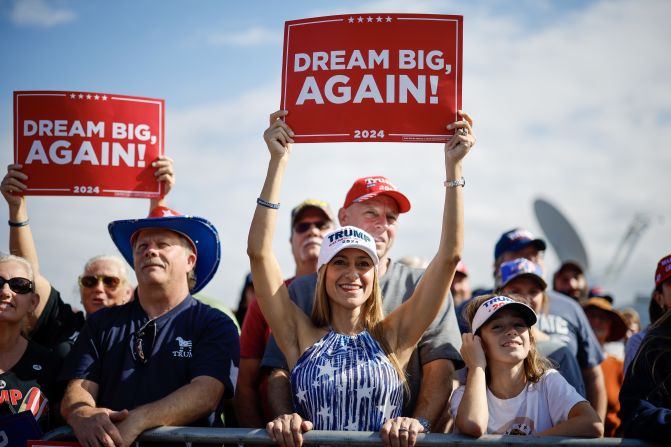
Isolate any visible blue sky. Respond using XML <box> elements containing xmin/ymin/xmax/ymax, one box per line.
<box><xmin>1</xmin><ymin>0</ymin><xmax>669</xmax><ymax>313</ymax></box>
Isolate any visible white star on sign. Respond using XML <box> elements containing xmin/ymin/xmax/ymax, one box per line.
<box><xmin>70</xmin><ymin>93</ymin><xmax>76</xmax><ymax>99</ymax></box>
<box><xmin>386</xmin><ymin>16</ymin><xmax>392</xmax><ymax>22</ymax></box>
<box><xmin>296</xmin><ymin>389</ymin><xmax>307</xmax><ymax>403</ymax></box>
<box><xmin>376</xmin><ymin>16</ymin><xmax>383</xmax><ymax>22</ymax></box>
<box><xmin>94</xmin><ymin>95</ymin><xmax>100</xmax><ymax>100</ymax></box>
<box><xmin>102</xmin><ymin>95</ymin><xmax>108</xmax><ymax>100</ymax></box>
<box><xmin>316</xmin><ymin>359</ymin><xmax>337</xmax><ymax>378</ymax></box>
<box><xmin>367</xmin><ymin>16</ymin><xmax>373</xmax><ymax>22</ymax></box>
<box><xmin>357</xmin><ymin>16</ymin><xmax>363</xmax><ymax>23</ymax></box>
<box><xmin>348</xmin><ymin>17</ymin><xmax>354</xmax><ymax>23</ymax></box>
<box><xmin>86</xmin><ymin>94</ymin><xmax>92</xmax><ymax>99</ymax></box>
<box><xmin>377</xmin><ymin>400</ymin><xmax>397</xmax><ymax>421</ymax></box>
<box><xmin>78</xmin><ymin>94</ymin><xmax>84</xmax><ymax>99</ymax></box>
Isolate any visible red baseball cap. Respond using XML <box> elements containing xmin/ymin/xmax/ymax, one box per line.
<box><xmin>655</xmin><ymin>253</ymin><xmax>671</xmax><ymax>288</ymax></box>
<box><xmin>343</xmin><ymin>176</ymin><xmax>411</xmax><ymax>213</ymax></box>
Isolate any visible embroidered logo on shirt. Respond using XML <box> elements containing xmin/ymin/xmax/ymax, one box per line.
<box><xmin>172</xmin><ymin>336</ymin><xmax>193</xmax><ymax>358</ymax></box>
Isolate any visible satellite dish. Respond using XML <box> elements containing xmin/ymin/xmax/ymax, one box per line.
<box><xmin>533</xmin><ymin>198</ymin><xmax>589</xmax><ymax>273</ymax></box>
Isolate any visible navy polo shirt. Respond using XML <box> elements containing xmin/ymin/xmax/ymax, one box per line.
<box><xmin>61</xmin><ymin>295</ymin><xmax>239</xmax><ymax>426</ymax></box>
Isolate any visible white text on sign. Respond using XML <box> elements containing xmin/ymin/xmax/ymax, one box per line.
<box><xmin>294</xmin><ymin>49</ymin><xmax>452</xmax><ymax>105</ymax></box>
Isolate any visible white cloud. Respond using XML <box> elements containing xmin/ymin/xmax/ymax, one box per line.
<box><xmin>208</xmin><ymin>26</ymin><xmax>282</xmax><ymax>47</ymax></box>
<box><xmin>10</xmin><ymin>0</ymin><xmax>76</xmax><ymax>27</ymax></box>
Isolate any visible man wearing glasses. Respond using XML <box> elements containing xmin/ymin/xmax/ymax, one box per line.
<box><xmin>236</xmin><ymin>199</ymin><xmax>335</xmax><ymax>428</ymax></box>
<box><xmin>289</xmin><ymin>199</ymin><xmax>336</xmax><ymax>278</ymax></box>
<box><xmin>77</xmin><ymin>256</ymin><xmax>133</xmax><ymax>316</ymax></box>
<box><xmin>60</xmin><ymin>206</ymin><xmax>240</xmax><ymax>447</ymax></box>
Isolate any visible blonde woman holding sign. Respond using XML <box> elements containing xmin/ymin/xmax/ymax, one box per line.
<box><xmin>247</xmin><ymin>109</ymin><xmax>474</xmax><ymax>447</ymax></box>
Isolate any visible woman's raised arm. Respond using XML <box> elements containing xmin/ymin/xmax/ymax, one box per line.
<box><xmin>247</xmin><ymin>110</ymin><xmax>306</xmax><ymax>366</ymax></box>
<box><xmin>385</xmin><ymin>111</ymin><xmax>475</xmax><ymax>357</ymax></box>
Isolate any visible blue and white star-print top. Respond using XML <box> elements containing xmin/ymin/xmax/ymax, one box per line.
<box><xmin>290</xmin><ymin>329</ymin><xmax>403</xmax><ymax>431</ymax></box>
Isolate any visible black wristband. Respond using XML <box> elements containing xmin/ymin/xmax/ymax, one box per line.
<box><xmin>8</xmin><ymin>219</ymin><xmax>29</xmax><ymax>227</ymax></box>
<box><xmin>257</xmin><ymin>197</ymin><xmax>280</xmax><ymax>209</ymax></box>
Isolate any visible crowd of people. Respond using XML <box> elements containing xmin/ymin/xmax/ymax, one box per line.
<box><xmin>0</xmin><ymin>109</ymin><xmax>668</xmax><ymax>446</ymax></box>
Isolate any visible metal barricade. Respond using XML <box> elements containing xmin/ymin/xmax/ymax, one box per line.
<box><xmin>43</xmin><ymin>426</ymin><xmax>662</xmax><ymax>447</ymax></box>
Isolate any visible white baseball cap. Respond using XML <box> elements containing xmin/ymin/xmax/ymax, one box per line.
<box><xmin>471</xmin><ymin>295</ymin><xmax>537</xmax><ymax>334</ymax></box>
<box><xmin>317</xmin><ymin>226</ymin><xmax>379</xmax><ymax>271</ymax></box>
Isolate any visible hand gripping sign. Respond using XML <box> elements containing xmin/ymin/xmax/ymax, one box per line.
<box><xmin>281</xmin><ymin>13</ymin><xmax>463</xmax><ymax>143</ymax></box>
<box><xmin>14</xmin><ymin>91</ymin><xmax>164</xmax><ymax>198</ymax></box>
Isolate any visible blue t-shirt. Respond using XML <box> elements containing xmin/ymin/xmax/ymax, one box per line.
<box><xmin>538</xmin><ymin>291</ymin><xmax>604</xmax><ymax>369</ymax></box>
<box><xmin>61</xmin><ymin>295</ymin><xmax>239</xmax><ymax>426</ymax></box>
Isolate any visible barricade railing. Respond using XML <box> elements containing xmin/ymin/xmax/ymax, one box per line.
<box><xmin>43</xmin><ymin>426</ymin><xmax>662</xmax><ymax>447</ymax></box>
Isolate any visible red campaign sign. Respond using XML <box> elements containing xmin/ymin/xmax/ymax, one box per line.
<box><xmin>281</xmin><ymin>13</ymin><xmax>463</xmax><ymax>143</ymax></box>
<box><xmin>14</xmin><ymin>91</ymin><xmax>164</xmax><ymax>198</ymax></box>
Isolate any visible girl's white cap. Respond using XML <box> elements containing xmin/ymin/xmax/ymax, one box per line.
<box><xmin>471</xmin><ymin>295</ymin><xmax>537</xmax><ymax>333</ymax></box>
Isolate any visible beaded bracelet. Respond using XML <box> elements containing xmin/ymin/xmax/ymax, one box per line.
<box><xmin>257</xmin><ymin>197</ymin><xmax>280</xmax><ymax>209</ymax></box>
<box><xmin>444</xmin><ymin>177</ymin><xmax>466</xmax><ymax>188</ymax></box>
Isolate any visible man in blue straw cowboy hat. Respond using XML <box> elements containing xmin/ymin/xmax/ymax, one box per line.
<box><xmin>60</xmin><ymin>206</ymin><xmax>239</xmax><ymax>447</ymax></box>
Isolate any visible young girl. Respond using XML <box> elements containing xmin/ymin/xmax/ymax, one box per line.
<box><xmin>451</xmin><ymin>294</ymin><xmax>603</xmax><ymax>437</ymax></box>
<box><xmin>248</xmin><ymin>110</ymin><xmax>473</xmax><ymax>447</ymax></box>
<box><xmin>497</xmin><ymin>258</ymin><xmax>585</xmax><ymax>396</ymax></box>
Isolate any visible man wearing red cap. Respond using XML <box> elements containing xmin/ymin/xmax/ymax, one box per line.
<box><xmin>60</xmin><ymin>207</ymin><xmax>239</xmax><ymax>446</ymax></box>
<box><xmin>261</xmin><ymin>112</ymin><xmax>467</xmax><ymax>434</ymax></box>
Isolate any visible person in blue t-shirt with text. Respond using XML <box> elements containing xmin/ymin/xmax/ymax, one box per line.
<box><xmin>60</xmin><ymin>206</ymin><xmax>240</xmax><ymax>447</ymax></box>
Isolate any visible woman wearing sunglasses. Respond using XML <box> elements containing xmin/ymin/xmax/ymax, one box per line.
<box><xmin>0</xmin><ymin>254</ymin><xmax>64</xmax><ymax>431</ymax></box>
<box><xmin>77</xmin><ymin>255</ymin><xmax>133</xmax><ymax>316</ymax></box>
<box><xmin>248</xmin><ymin>110</ymin><xmax>473</xmax><ymax>447</ymax></box>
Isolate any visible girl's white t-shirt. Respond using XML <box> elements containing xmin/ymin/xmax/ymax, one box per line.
<box><xmin>450</xmin><ymin>369</ymin><xmax>586</xmax><ymax>435</ymax></box>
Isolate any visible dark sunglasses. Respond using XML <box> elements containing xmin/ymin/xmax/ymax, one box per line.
<box><xmin>294</xmin><ymin>220</ymin><xmax>330</xmax><ymax>234</ymax></box>
<box><xmin>79</xmin><ymin>275</ymin><xmax>121</xmax><ymax>289</ymax></box>
<box><xmin>0</xmin><ymin>276</ymin><xmax>33</xmax><ymax>294</ymax></box>
<box><xmin>130</xmin><ymin>319</ymin><xmax>157</xmax><ymax>365</ymax></box>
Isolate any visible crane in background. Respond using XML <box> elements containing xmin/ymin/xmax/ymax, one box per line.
<box><xmin>533</xmin><ymin>199</ymin><xmax>660</xmax><ymax>290</ymax></box>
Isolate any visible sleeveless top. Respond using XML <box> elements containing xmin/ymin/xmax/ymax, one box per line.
<box><xmin>291</xmin><ymin>329</ymin><xmax>403</xmax><ymax>431</ymax></box>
